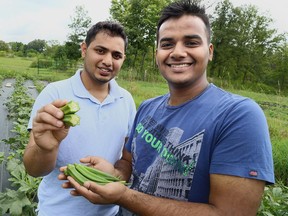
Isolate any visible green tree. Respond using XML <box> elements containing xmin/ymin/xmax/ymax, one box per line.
<box><xmin>66</xmin><ymin>5</ymin><xmax>91</xmax><ymax>63</ymax></box>
<box><xmin>0</xmin><ymin>40</ymin><xmax>9</xmax><ymax>51</ymax></box>
<box><xmin>53</xmin><ymin>45</ymin><xmax>69</xmax><ymax>70</ymax></box>
<box><xmin>67</xmin><ymin>5</ymin><xmax>92</xmax><ymax>44</ymax></box>
<box><xmin>110</xmin><ymin>0</ymin><xmax>172</xmax><ymax>80</ymax></box>
<box><xmin>9</xmin><ymin>42</ymin><xmax>24</xmax><ymax>53</ymax></box>
<box><xmin>210</xmin><ymin>0</ymin><xmax>284</xmax><ymax>87</ymax></box>
<box><xmin>26</xmin><ymin>39</ymin><xmax>47</xmax><ymax>53</ymax></box>
<box><xmin>64</xmin><ymin>41</ymin><xmax>81</xmax><ymax>68</ymax></box>
<box><xmin>267</xmin><ymin>42</ymin><xmax>288</xmax><ymax>93</ymax></box>
<box><xmin>43</xmin><ymin>40</ymin><xmax>61</xmax><ymax>57</ymax></box>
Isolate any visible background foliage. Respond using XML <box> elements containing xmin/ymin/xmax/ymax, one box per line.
<box><xmin>0</xmin><ymin>0</ymin><xmax>287</xmax><ymax>94</ymax></box>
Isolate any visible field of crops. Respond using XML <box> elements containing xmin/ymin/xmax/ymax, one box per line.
<box><xmin>0</xmin><ymin>56</ymin><xmax>287</xmax><ymax>215</ymax></box>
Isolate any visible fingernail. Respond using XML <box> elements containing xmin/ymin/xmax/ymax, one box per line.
<box><xmin>56</xmin><ymin>120</ymin><xmax>63</xmax><ymax>127</ymax></box>
<box><xmin>57</xmin><ymin>111</ymin><xmax>63</xmax><ymax>118</ymax></box>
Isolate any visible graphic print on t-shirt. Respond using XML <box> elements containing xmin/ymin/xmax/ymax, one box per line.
<box><xmin>130</xmin><ymin>116</ymin><xmax>204</xmax><ymax>201</ymax></box>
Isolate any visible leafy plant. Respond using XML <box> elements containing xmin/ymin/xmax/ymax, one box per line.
<box><xmin>0</xmin><ymin>159</ymin><xmax>40</xmax><ymax>216</ymax></box>
<box><xmin>0</xmin><ymin>76</ymin><xmax>42</xmax><ymax>215</ymax></box>
<box><xmin>258</xmin><ymin>183</ymin><xmax>288</xmax><ymax>215</ymax></box>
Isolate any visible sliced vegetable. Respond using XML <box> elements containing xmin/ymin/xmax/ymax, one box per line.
<box><xmin>60</xmin><ymin>100</ymin><xmax>80</xmax><ymax>127</ymax></box>
<box><xmin>62</xmin><ymin>114</ymin><xmax>80</xmax><ymax>126</ymax></box>
<box><xmin>60</xmin><ymin>101</ymin><xmax>80</xmax><ymax>115</ymax></box>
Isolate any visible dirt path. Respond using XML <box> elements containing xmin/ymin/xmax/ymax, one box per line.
<box><xmin>0</xmin><ymin>79</ymin><xmax>40</xmax><ymax>192</ymax></box>
<box><xmin>0</xmin><ymin>79</ymin><xmax>15</xmax><ymax>192</ymax></box>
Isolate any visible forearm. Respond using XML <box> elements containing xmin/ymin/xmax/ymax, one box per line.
<box><xmin>113</xmin><ymin>148</ymin><xmax>133</xmax><ymax>181</ymax></box>
<box><xmin>114</xmin><ymin>158</ymin><xmax>132</xmax><ymax>182</ymax></box>
<box><xmin>117</xmin><ymin>188</ymin><xmax>221</xmax><ymax>216</ymax></box>
<box><xmin>23</xmin><ymin>136</ymin><xmax>58</xmax><ymax>177</ymax></box>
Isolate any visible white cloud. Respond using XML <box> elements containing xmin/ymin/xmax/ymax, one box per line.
<box><xmin>0</xmin><ymin>0</ymin><xmax>286</xmax><ymax>44</ymax></box>
<box><xmin>0</xmin><ymin>0</ymin><xmax>111</xmax><ymax>44</ymax></box>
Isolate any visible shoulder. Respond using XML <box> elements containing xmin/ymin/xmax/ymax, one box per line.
<box><xmin>110</xmin><ymin>79</ymin><xmax>134</xmax><ymax>99</ymax></box>
<box><xmin>209</xmin><ymin>84</ymin><xmax>262</xmax><ymax>113</ymax></box>
<box><xmin>138</xmin><ymin>94</ymin><xmax>168</xmax><ymax>111</ymax></box>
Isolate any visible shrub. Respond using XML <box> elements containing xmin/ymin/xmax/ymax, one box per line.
<box><xmin>30</xmin><ymin>59</ymin><xmax>53</xmax><ymax>68</ymax></box>
<box><xmin>258</xmin><ymin>182</ymin><xmax>288</xmax><ymax>215</ymax></box>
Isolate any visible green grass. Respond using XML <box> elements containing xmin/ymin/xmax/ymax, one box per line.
<box><xmin>0</xmin><ymin>56</ymin><xmax>72</xmax><ymax>81</ymax></box>
<box><xmin>117</xmin><ymin>79</ymin><xmax>168</xmax><ymax>107</ymax></box>
<box><xmin>0</xmin><ymin>56</ymin><xmax>34</xmax><ymax>72</ymax></box>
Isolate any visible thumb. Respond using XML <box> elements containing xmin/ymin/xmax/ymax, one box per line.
<box><xmin>80</xmin><ymin>156</ymin><xmax>104</xmax><ymax>165</ymax></box>
<box><xmin>83</xmin><ymin>181</ymin><xmax>104</xmax><ymax>194</ymax></box>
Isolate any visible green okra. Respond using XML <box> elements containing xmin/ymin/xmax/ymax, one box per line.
<box><xmin>75</xmin><ymin>163</ymin><xmax>112</xmax><ymax>185</ymax></box>
<box><xmin>60</xmin><ymin>101</ymin><xmax>80</xmax><ymax>115</ymax></box>
<box><xmin>78</xmin><ymin>164</ymin><xmax>120</xmax><ymax>182</ymax></box>
<box><xmin>60</xmin><ymin>100</ymin><xmax>80</xmax><ymax>127</ymax></box>
<box><xmin>68</xmin><ymin>163</ymin><xmax>129</xmax><ymax>186</ymax></box>
<box><xmin>62</xmin><ymin>114</ymin><xmax>80</xmax><ymax>126</ymax></box>
<box><xmin>65</xmin><ymin>164</ymin><xmax>89</xmax><ymax>185</ymax></box>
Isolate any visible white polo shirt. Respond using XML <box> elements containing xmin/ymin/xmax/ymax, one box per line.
<box><xmin>28</xmin><ymin>70</ymin><xmax>136</xmax><ymax>216</ymax></box>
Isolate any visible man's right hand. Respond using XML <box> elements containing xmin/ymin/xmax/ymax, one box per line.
<box><xmin>32</xmin><ymin>99</ymin><xmax>69</xmax><ymax>151</ymax></box>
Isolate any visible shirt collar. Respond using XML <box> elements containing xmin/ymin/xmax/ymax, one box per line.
<box><xmin>71</xmin><ymin>69</ymin><xmax>123</xmax><ymax>104</ymax></box>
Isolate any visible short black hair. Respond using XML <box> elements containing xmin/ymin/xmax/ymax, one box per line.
<box><xmin>157</xmin><ymin>0</ymin><xmax>211</xmax><ymax>44</ymax></box>
<box><xmin>85</xmin><ymin>21</ymin><xmax>128</xmax><ymax>51</ymax></box>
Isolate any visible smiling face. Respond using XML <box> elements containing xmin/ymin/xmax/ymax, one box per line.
<box><xmin>81</xmin><ymin>31</ymin><xmax>126</xmax><ymax>85</ymax></box>
<box><xmin>156</xmin><ymin>15</ymin><xmax>213</xmax><ymax>90</ymax></box>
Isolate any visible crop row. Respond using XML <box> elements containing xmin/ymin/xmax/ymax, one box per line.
<box><xmin>0</xmin><ymin>76</ymin><xmax>42</xmax><ymax>216</ymax></box>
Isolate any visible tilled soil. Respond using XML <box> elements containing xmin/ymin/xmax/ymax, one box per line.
<box><xmin>0</xmin><ymin>79</ymin><xmax>41</xmax><ymax>192</ymax></box>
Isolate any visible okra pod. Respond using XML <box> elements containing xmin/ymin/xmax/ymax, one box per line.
<box><xmin>78</xmin><ymin>164</ymin><xmax>120</xmax><ymax>182</ymax></box>
<box><xmin>60</xmin><ymin>101</ymin><xmax>80</xmax><ymax>115</ymax></box>
<box><xmin>66</xmin><ymin>164</ymin><xmax>89</xmax><ymax>185</ymax></box>
<box><xmin>75</xmin><ymin>163</ymin><xmax>113</xmax><ymax>184</ymax></box>
<box><xmin>62</xmin><ymin>114</ymin><xmax>80</xmax><ymax>126</ymax></box>
<box><xmin>60</xmin><ymin>100</ymin><xmax>81</xmax><ymax>127</ymax></box>
<box><xmin>65</xmin><ymin>163</ymin><xmax>129</xmax><ymax>186</ymax></box>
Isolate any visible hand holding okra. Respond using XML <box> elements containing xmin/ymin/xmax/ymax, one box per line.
<box><xmin>60</xmin><ymin>100</ymin><xmax>80</xmax><ymax>126</ymax></box>
<box><xmin>32</xmin><ymin>100</ymin><xmax>79</xmax><ymax>151</ymax></box>
<box><xmin>59</xmin><ymin>156</ymin><xmax>128</xmax><ymax>205</ymax></box>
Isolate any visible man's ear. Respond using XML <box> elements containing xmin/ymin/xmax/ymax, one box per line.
<box><xmin>209</xmin><ymin>43</ymin><xmax>214</xmax><ymax>61</ymax></box>
<box><xmin>80</xmin><ymin>42</ymin><xmax>87</xmax><ymax>58</ymax></box>
<box><xmin>155</xmin><ymin>49</ymin><xmax>158</xmax><ymax>67</ymax></box>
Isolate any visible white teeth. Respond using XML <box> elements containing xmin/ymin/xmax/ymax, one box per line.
<box><xmin>171</xmin><ymin>64</ymin><xmax>190</xmax><ymax>68</ymax></box>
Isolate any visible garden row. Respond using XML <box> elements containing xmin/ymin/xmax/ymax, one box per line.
<box><xmin>0</xmin><ymin>76</ymin><xmax>43</xmax><ymax>215</ymax></box>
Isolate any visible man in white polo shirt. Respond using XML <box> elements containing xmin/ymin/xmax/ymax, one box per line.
<box><xmin>23</xmin><ymin>21</ymin><xmax>136</xmax><ymax>216</ymax></box>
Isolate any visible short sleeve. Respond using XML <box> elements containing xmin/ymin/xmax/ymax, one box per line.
<box><xmin>210</xmin><ymin>99</ymin><xmax>275</xmax><ymax>184</ymax></box>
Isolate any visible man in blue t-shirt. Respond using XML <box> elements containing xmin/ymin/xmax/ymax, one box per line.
<box><xmin>61</xmin><ymin>1</ymin><xmax>274</xmax><ymax>215</ymax></box>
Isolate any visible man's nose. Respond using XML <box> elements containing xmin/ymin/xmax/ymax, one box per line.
<box><xmin>170</xmin><ymin>43</ymin><xmax>187</xmax><ymax>59</ymax></box>
<box><xmin>102</xmin><ymin>53</ymin><xmax>112</xmax><ymax>66</ymax></box>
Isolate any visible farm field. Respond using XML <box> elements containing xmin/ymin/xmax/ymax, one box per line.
<box><xmin>0</xmin><ymin>56</ymin><xmax>287</xmax><ymax>215</ymax></box>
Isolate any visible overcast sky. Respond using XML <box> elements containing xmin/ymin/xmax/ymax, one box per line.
<box><xmin>0</xmin><ymin>0</ymin><xmax>286</xmax><ymax>44</ymax></box>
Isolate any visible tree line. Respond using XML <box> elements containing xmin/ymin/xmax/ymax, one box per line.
<box><xmin>0</xmin><ymin>0</ymin><xmax>287</xmax><ymax>95</ymax></box>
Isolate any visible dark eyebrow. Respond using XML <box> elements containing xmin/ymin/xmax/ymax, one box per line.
<box><xmin>95</xmin><ymin>45</ymin><xmax>124</xmax><ymax>56</ymax></box>
<box><xmin>95</xmin><ymin>45</ymin><xmax>108</xmax><ymax>51</ymax></box>
<box><xmin>159</xmin><ymin>34</ymin><xmax>202</xmax><ymax>43</ymax></box>
<box><xmin>159</xmin><ymin>37</ymin><xmax>173</xmax><ymax>43</ymax></box>
<box><xmin>184</xmin><ymin>34</ymin><xmax>202</xmax><ymax>40</ymax></box>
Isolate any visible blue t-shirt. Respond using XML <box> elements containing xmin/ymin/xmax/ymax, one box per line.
<box><xmin>28</xmin><ymin>70</ymin><xmax>136</xmax><ymax>216</ymax></box>
<box><xmin>125</xmin><ymin>84</ymin><xmax>274</xmax><ymax>204</ymax></box>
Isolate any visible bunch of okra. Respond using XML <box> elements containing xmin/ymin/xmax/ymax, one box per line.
<box><xmin>64</xmin><ymin>163</ymin><xmax>129</xmax><ymax>186</ymax></box>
